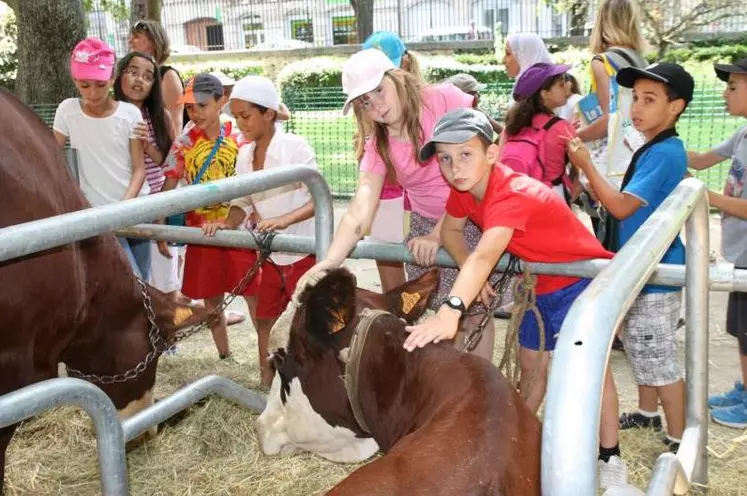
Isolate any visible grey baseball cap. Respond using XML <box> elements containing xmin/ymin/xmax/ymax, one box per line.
<box><xmin>446</xmin><ymin>73</ymin><xmax>487</xmax><ymax>93</ymax></box>
<box><xmin>419</xmin><ymin>108</ymin><xmax>494</xmax><ymax>162</ymax></box>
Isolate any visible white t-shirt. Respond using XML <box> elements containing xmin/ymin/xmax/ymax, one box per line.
<box><xmin>53</xmin><ymin>99</ymin><xmax>149</xmax><ymax>206</ymax></box>
<box><xmin>231</xmin><ymin>131</ymin><xmax>317</xmax><ymax>266</ymax></box>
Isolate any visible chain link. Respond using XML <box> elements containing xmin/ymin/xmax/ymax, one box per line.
<box><xmin>462</xmin><ymin>255</ymin><xmax>522</xmax><ymax>352</ymax></box>
<box><xmin>66</xmin><ymin>231</ymin><xmax>277</xmax><ymax>385</ymax></box>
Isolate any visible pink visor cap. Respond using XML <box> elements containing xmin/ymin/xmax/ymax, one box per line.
<box><xmin>70</xmin><ymin>37</ymin><xmax>116</xmax><ymax>81</ymax></box>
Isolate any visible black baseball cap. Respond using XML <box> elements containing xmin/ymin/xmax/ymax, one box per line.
<box><xmin>616</xmin><ymin>63</ymin><xmax>695</xmax><ymax>104</ymax></box>
<box><xmin>178</xmin><ymin>73</ymin><xmax>224</xmax><ymax>105</ymax></box>
<box><xmin>714</xmin><ymin>57</ymin><xmax>747</xmax><ymax>82</ymax></box>
<box><xmin>419</xmin><ymin>108</ymin><xmax>494</xmax><ymax>162</ymax></box>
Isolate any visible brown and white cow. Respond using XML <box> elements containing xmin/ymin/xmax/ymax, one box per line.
<box><xmin>0</xmin><ymin>89</ymin><xmax>206</xmax><ymax>493</ymax></box>
<box><xmin>257</xmin><ymin>268</ymin><xmax>541</xmax><ymax>495</ymax></box>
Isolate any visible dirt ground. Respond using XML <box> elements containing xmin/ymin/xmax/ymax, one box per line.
<box><xmin>3</xmin><ymin>202</ymin><xmax>746</xmax><ymax>495</ymax></box>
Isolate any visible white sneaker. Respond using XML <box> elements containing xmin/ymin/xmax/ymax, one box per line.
<box><xmin>598</xmin><ymin>455</ymin><xmax>629</xmax><ymax>489</ymax></box>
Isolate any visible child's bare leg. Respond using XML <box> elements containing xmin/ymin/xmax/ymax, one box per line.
<box><xmin>205</xmin><ymin>295</ymin><xmax>229</xmax><ymax>357</ymax></box>
<box><xmin>376</xmin><ymin>260</ymin><xmax>406</xmax><ymax>293</ymax></box>
<box><xmin>600</xmin><ymin>368</ymin><xmax>620</xmax><ymax>448</ymax></box>
<box><xmin>657</xmin><ymin>379</ymin><xmax>686</xmax><ymax>439</ymax></box>
<box><xmin>639</xmin><ymin>385</ymin><xmax>659</xmax><ymax>412</ymax></box>
<box><xmin>256</xmin><ymin>317</ymin><xmax>277</xmax><ymax>387</ymax></box>
<box><xmin>458</xmin><ymin>313</ymin><xmax>495</xmax><ymax>363</ymax></box>
<box><xmin>243</xmin><ymin>295</ymin><xmax>260</xmax><ymax>333</ymax></box>
<box><xmin>519</xmin><ymin>346</ymin><xmax>550</xmax><ymax>412</ymax></box>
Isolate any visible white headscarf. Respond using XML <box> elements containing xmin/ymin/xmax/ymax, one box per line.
<box><xmin>507</xmin><ymin>33</ymin><xmax>554</xmax><ymax>79</ymax></box>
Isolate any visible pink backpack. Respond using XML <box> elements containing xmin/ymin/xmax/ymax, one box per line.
<box><xmin>500</xmin><ymin>116</ymin><xmax>566</xmax><ymax>188</ymax></box>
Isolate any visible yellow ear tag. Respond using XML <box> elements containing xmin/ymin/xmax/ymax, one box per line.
<box><xmin>330</xmin><ymin>309</ymin><xmax>346</xmax><ymax>333</ymax></box>
<box><xmin>173</xmin><ymin>307</ymin><xmax>193</xmax><ymax>326</ymax></box>
<box><xmin>401</xmin><ymin>292</ymin><xmax>421</xmax><ymax>315</ymax></box>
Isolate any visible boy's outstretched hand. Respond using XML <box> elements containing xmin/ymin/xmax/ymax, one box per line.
<box><xmin>404</xmin><ymin>308</ymin><xmax>460</xmax><ymax>352</ymax></box>
<box><xmin>202</xmin><ymin>221</ymin><xmax>231</xmax><ymax>237</ymax></box>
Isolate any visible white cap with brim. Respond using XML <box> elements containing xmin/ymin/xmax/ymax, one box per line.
<box><xmin>223</xmin><ymin>75</ymin><xmax>280</xmax><ymax>116</ymax></box>
<box><xmin>342</xmin><ymin>49</ymin><xmax>397</xmax><ymax>116</ymax></box>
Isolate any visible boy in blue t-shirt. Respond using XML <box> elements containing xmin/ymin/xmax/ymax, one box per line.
<box><xmin>566</xmin><ymin>62</ymin><xmax>693</xmax><ymax>483</ymax></box>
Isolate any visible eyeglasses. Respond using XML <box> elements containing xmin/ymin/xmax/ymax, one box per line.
<box><xmin>123</xmin><ymin>66</ymin><xmax>155</xmax><ymax>83</ymax></box>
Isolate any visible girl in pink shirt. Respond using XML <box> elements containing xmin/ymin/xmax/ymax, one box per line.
<box><xmin>297</xmin><ymin>48</ymin><xmax>499</xmax><ymax>360</ymax></box>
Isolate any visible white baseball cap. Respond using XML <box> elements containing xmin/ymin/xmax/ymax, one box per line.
<box><xmin>342</xmin><ymin>49</ymin><xmax>396</xmax><ymax>116</ymax></box>
<box><xmin>224</xmin><ymin>75</ymin><xmax>280</xmax><ymax>115</ymax></box>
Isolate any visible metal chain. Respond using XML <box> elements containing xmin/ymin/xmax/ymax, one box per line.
<box><xmin>66</xmin><ymin>231</ymin><xmax>277</xmax><ymax>385</ymax></box>
<box><xmin>461</xmin><ymin>255</ymin><xmax>522</xmax><ymax>352</ymax></box>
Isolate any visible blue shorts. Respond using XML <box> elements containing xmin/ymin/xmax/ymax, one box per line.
<box><xmin>519</xmin><ymin>278</ymin><xmax>591</xmax><ymax>351</ymax></box>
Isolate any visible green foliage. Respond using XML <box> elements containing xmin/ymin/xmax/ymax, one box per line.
<box><xmin>276</xmin><ymin>57</ymin><xmax>344</xmax><ymax>94</ymax></box>
<box><xmin>83</xmin><ymin>0</ymin><xmax>130</xmax><ymax>23</ymax></box>
<box><xmin>656</xmin><ymin>43</ymin><xmax>747</xmax><ymax>64</ymax></box>
<box><xmin>0</xmin><ymin>10</ymin><xmax>17</xmax><ymax>92</ymax></box>
<box><xmin>422</xmin><ymin>61</ymin><xmax>511</xmax><ymax>85</ymax></box>
<box><xmin>171</xmin><ymin>62</ymin><xmax>265</xmax><ymax>81</ymax></box>
<box><xmin>453</xmin><ymin>53</ymin><xmax>498</xmax><ymax>65</ymax></box>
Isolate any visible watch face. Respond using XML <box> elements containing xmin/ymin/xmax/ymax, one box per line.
<box><xmin>447</xmin><ymin>296</ymin><xmax>464</xmax><ymax>310</ymax></box>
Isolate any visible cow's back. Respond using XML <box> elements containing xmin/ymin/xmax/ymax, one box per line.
<box><xmin>0</xmin><ymin>90</ymin><xmax>135</xmax><ymax>377</ymax></box>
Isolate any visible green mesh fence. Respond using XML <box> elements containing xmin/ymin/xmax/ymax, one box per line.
<box><xmin>31</xmin><ymin>79</ymin><xmax>742</xmax><ymax>198</ymax></box>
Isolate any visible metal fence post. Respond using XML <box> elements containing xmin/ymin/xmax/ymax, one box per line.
<box><xmin>0</xmin><ymin>378</ymin><xmax>128</xmax><ymax>496</ymax></box>
<box><xmin>64</xmin><ymin>147</ymin><xmax>80</xmax><ymax>184</ymax></box>
<box><xmin>541</xmin><ymin>179</ymin><xmax>707</xmax><ymax>495</ymax></box>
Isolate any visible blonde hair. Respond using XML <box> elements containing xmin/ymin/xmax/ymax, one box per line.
<box><xmin>131</xmin><ymin>20</ymin><xmax>171</xmax><ymax>64</ymax></box>
<box><xmin>401</xmin><ymin>51</ymin><xmax>425</xmax><ymax>86</ymax></box>
<box><xmin>589</xmin><ymin>0</ymin><xmax>647</xmax><ymax>55</ymax></box>
<box><xmin>353</xmin><ymin>69</ymin><xmax>424</xmax><ymax>183</ymax></box>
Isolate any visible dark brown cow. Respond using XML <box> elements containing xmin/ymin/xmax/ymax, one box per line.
<box><xmin>0</xmin><ymin>89</ymin><xmax>205</xmax><ymax>493</ymax></box>
<box><xmin>257</xmin><ymin>268</ymin><xmax>541</xmax><ymax>495</ymax></box>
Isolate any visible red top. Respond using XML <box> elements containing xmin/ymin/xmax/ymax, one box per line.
<box><xmin>445</xmin><ymin>164</ymin><xmax>613</xmax><ymax>294</ymax></box>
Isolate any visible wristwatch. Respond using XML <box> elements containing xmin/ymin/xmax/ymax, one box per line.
<box><xmin>442</xmin><ymin>296</ymin><xmax>467</xmax><ymax>314</ymax></box>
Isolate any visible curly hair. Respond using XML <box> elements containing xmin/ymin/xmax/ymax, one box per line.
<box><xmin>505</xmin><ymin>74</ymin><xmax>565</xmax><ymax>136</ymax></box>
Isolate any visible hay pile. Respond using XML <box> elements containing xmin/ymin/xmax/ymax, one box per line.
<box><xmin>4</xmin><ymin>313</ymin><xmax>747</xmax><ymax>495</ymax></box>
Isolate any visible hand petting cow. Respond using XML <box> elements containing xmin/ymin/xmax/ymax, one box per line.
<box><xmin>257</xmin><ymin>268</ymin><xmax>541</xmax><ymax>496</ymax></box>
<box><xmin>0</xmin><ymin>89</ymin><xmax>207</xmax><ymax>494</ymax></box>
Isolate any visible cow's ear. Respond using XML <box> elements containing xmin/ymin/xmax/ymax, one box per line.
<box><xmin>302</xmin><ymin>268</ymin><xmax>357</xmax><ymax>339</ymax></box>
<box><xmin>385</xmin><ymin>269</ymin><xmax>439</xmax><ymax>323</ymax></box>
<box><xmin>144</xmin><ymin>284</ymin><xmax>210</xmax><ymax>341</ymax></box>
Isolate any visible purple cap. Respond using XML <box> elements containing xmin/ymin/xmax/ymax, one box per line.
<box><xmin>513</xmin><ymin>63</ymin><xmax>571</xmax><ymax>100</ymax></box>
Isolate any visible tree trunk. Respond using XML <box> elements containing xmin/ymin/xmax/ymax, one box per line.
<box><xmin>12</xmin><ymin>0</ymin><xmax>86</xmax><ymax>105</ymax></box>
<box><xmin>351</xmin><ymin>0</ymin><xmax>374</xmax><ymax>44</ymax></box>
<box><xmin>130</xmin><ymin>0</ymin><xmax>161</xmax><ymax>23</ymax></box>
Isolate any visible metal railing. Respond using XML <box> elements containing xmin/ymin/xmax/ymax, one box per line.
<box><xmin>0</xmin><ymin>165</ymin><xmax>334</xmax><ymax>263</ymax></box>
<box><xmin>121</xmin><ymin>375</ymin><xmax>267</xmax><ymax>442</ymax></box>
<box><xmin>542</xmin><ymin>177</ymin><xmax>710</xmax><ymax>495</ymax></box>
<box><xmin>0</xmin><ymin>379</ymin><xmax>129</xmax><ymax>496</ymax></box>
<box><xmin>116</xmin><ymin>223</ymin><xmax>747</xmax><ymax>293</ymax></box>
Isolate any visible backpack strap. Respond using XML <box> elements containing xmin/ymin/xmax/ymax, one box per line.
<box><xmin>606</xmin><ymin>48</ymin><xmax>639</xmax><ymax>71</ymax></box>
<box><xmin>542</xmin><ymin>116</ymin><xmax>562</xmax><ymax>131</ymax></box>
<box><xmin>540</xmin><ymin>117</ymin><xmax>569</xmax><ymax>187</ymax></box>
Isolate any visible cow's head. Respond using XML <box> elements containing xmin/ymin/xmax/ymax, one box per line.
<box><xmin>78</xmin><ymin>284</ymin><xmax>211</xmax><ymax>438</ymax></box>
<box><xmin>256</xmin><ymin>268</ymin><xmax>438</xmax><ymax>463</ymax></box>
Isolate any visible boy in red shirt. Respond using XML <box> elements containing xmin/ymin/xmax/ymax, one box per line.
<box><xmin>404</xmin><ymin>108</ymin><xmax>629</xmax><ymax>487</ymax></box>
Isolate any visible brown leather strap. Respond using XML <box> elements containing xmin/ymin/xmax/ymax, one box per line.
<box><xmin>343</xmin><ymin>308</ymin><xmax>389</xmax><ymax>434</ymax></box>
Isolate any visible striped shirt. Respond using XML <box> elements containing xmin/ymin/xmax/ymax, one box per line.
<box><xmin>142</xmin><ymin>107</ymin><xmax>166</xmax><ymax>194</ymax></box>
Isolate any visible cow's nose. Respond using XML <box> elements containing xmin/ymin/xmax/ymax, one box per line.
<box><xmin>256</xmin><ymin>413</ymin><xmax>294</xmax><ymax>456</ymax></box>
